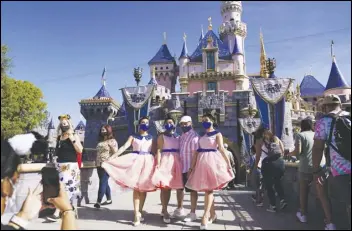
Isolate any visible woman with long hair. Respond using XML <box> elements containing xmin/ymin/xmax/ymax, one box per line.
<box><xmin>254</xmin><ymin>127</ymin><xmax>287</xmax><ymax>213</ymax></box>
<box><xmin>152</xmin><ymin>117</ymin><xmax>183</xmax><ymax>224</ymax></box>
<box><xmin>102</xmin><ymin>116</ymin><xmax>156</xmax><ymax>226</ymax></box>
<box><xmin>48</xmin><ymin>114</ymin><xmax>83</xmax><ymax>222</ymax></box>
<box><xmin>186</xmin><ymin>112</ymin><xmax>234</xmax><ymax>230</ymax></box>
<box><xmin>94</xmin><ymin>125</ymin><xmax>118</xmax><ymax>209</ymax></box>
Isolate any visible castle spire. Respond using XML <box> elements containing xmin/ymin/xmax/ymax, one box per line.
<box><xmin>259</xmin><ymin>28</ymin><xmax>268</xmax><ymax>78</ymax></box>
<box><xmin>163</xmin><ymin>32</ymin><xmax>167</xmax><ymax>44</ymax></box>
<box><xmin>208</xmin><ymin>17</ymin><xmax>213</xmax><ymax>31</ymax></box>
<box><xmin>179</xmin><ymin>33</ymin><xmax>189</xmax><ymax>60</ymax></box>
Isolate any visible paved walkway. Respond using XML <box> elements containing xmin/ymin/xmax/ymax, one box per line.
<box><xmin>20</xmin><ymin>187</ymin><xmax>324</xmax><ymax>230</ymax></box>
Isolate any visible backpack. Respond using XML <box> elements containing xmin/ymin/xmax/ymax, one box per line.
<box><xmin>263</xmin><ymin>137</ymin><xmax>282</xmax><ymax>157</ymax></box>
<box><xmin>327</xmin><ymin>112</ymin><xmax>351</xmax><ymax>162</ymax></box>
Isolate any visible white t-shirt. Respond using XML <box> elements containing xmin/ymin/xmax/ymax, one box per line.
<box><xmin>257</xmin><ymin>145</ymin><xmax>268</xmax><ymax>168</ymax></box>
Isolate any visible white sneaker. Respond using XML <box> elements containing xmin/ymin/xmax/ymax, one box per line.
<box><xmin>296</xmin><ymin>211</ymin><xmax>307</xmax><ymax>223</ymax></box>
<box><xmin>172</xmin><ymin>208</ymin><xmax>185</xmax><ymax>218</ymax></box>
<box><xmin>325</xmin><ymin>223</ymin><xmax>337</xmax><ymax>230</ymax></box>
<box><xmin>184</xmin><ymin>212</ymin><xmax>197</xmax><ymax>222</ymax></box>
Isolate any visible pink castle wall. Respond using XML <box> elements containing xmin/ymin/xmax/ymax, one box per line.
<box><xmin>188</xmin><ymin>80</ymin><xmax>236</xmax><ymax>95</ymax></box>
<box><xmin>219</xmin><ymin>80</ymin><xmax>236</xmax><ymax>93</ymax></box>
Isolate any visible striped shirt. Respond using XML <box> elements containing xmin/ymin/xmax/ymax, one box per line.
<box><xmin>179</xmin><ymin>129</ymin><xmax>199</xmax><ymax>173</ymax></box>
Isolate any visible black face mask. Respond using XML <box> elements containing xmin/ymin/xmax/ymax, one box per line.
<box><xmin>61</xmin><ymin>125</ymin><xmax>70</xmax><ymax>132</ymax></box>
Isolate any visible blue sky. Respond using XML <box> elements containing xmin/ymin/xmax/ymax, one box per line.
<box><xmin>1</xmin><ymin>1</ymin><xmax>351</xmax><ymax>127</ymax></box>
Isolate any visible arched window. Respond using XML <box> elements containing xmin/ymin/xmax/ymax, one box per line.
<box><xmin>206</xmin><ymin>52</ymin><xmax>215</xmax><ymax>71</ymax></box>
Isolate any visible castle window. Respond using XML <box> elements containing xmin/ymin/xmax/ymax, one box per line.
<box><xmin>161</xmin><ymin>67</ymin><xmax>163</xmax><ymax>70</ymax></box>
<box><xmin>206</xmin><ymin>52</ymin><xmax>215</xmax><ymax>71</ymax></box>
<box><xmin>207</xmin><ymin>81</ymin><xmax>217</xmax><ymax>91</ymax></box>
<box><xmin>155</xmin><ymin>67</ymin><xmax>158</xmax><ymax>70</ymax></box>
<box><xmin>166</xmin><ymin>66</ymin><xmax>169</xmax><ymax>69</ymax></box>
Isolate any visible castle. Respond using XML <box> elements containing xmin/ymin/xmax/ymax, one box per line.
<box><xmin>77</xmin><ymin>1</ymin><xmax>350</xmax><ymax>165</ymax></box>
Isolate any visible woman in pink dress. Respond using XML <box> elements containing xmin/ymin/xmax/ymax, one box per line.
<box><xmin>102</xmin><ymin>116</ymin><xmax>156</xmax><ymax>226</ymax></box>
<box><xmin>186</xmin><ymin>113</ymin><xmax>234</xmax><ymax>230</ymax></box>
<box><xmin>152</xmin><ymin>117</ymin><xmax>183</xmax><ymax>224</ymax></box>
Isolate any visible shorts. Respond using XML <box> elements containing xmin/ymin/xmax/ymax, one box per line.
<box><xmin>182</xmin><ymin>173</ymin><xmax>195</xmax><ymax>193</ymax></box>
<box><xmin>328</xmin><ymin>174</ymin><xmax>351</xmax><ymax>204</ymax></box>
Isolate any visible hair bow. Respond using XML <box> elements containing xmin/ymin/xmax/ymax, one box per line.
<box><xmin>58</xmin><ymin>114</ymin><xmax>71</xmax><ymax>120</ymax></box>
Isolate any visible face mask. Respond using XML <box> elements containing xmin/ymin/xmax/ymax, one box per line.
<box><xmin>164</xmin><ymin>123</ymin><xmax>174</xmax><ymax>131</ymax></box>
<box><xmin>61</xmin><ymin>125</ymin><xmax>70</xmax><ymax>132</ymax></box>
<box><xmin>139</xmin><ymin>124</ymin><xmax>149</xmax><ymax>131</ymax></box>
<box><xmin>202</xmin><ymin>121</ymin><xmax>212</xmax><ymax>129</ymax></box>
<box><xmin>181</xmin><ymin>126</ymin><xmax>192</xmax><ymax>133</ymax></box>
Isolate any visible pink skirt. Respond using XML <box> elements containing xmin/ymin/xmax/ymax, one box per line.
<box><xmin>185</xmin><ymin>151</ymin><xmax>234</xmax><ymax>192</ymax></box>
<box><xmin>152</xmin><ymin>152</ymin><xmax>184</xmax><ymax>190</ymax></box>
<box><xmin>102</xmin><ymin>153</ymin><xmax>157</xmax><ymax>192</ymax></box>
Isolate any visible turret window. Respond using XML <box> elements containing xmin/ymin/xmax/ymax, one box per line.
<box><xmin>206</xmin><ymin>52</ymin><xmax>215</xmax><ymax>71</ymax></box>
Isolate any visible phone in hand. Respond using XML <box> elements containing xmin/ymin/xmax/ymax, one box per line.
<box><xmin>41</xmin><ymin>167</ymin><xmax>60</xmax><ymax>205</ymax></box>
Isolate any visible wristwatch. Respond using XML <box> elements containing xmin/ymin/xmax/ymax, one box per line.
<box><xmin>10</xmin><ymin>215</ymin><xmax>29</xmax><ymax>229</ymax></box>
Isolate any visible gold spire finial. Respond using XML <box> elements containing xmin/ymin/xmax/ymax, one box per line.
<box><xmin>163</xmin><ymin>32</ymin><xmax>167</xmax><ymax>44</ymax></box>
<box><xmin>259</xmin><ymin>28</ymin><xmax>268</xmax><ymax>78</ymax></box>
<box><xmin>208</xmin><ymin>17</ymin><xmax>212</xmax><ymax>30</ymax></box>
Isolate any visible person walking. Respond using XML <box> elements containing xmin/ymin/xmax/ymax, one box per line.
<box><xmin>94</xmin><ymin>125</ymin><xmax>118</xmax><ymax>209</ymax></box>
<box><xmin>102</xmin><ymin>116</ymin><xmax>156</xmax><ymax>226</ymax></box>
<box><xmin>254</xmin><ymin>127</ymin><xmax>287</xmax><ymax>213</ymax></box>
<box><xmin>172</xmin><ymin>115</ymin><xmax>199</xmax><ymax>222</ymax></box>
<box><xmin>186</xmin><ymin>112</ymin><xmax>234</xmax><ymax>229</ymax></box>
<box><xmin>48</xmin><ymin>114</ymin><xmax>83</xmax><ymax>222</ymax></box>
<box><xmin>152</xmin><ymin>117</ymin><xmax>183</xmax><ymax>224</ymax></box>
<box><xmin>288</xmin><ymin>118</ymin><xmax>315</xmax><ymax>222</ymax></box>
<box><xmin>312</xmin><ymin>94</ymin><xmax>351</xmax><ymax>230</ymax></box>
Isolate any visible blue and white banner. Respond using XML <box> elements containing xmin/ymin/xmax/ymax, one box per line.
<box><xmin>251</xmin><ymin>78</ymin><xmax>292</xmax><ymax>104</ymax></box>
<box><xmin>122</xmin><ymin>85</ymin><xmax>155</xmax><ymax>109</ymax></box>
<box><xmin>238</xmin><ymin>117</ymin><xmax>262</xmax><ymax>134</ymax></box>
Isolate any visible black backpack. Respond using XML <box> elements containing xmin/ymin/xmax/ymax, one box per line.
<box><xmin>327</xmin><ymin>112</ymin><xmax>351</xmax><ymax>162</ymax></box>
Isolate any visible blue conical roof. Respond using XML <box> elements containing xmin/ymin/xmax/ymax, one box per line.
<box><xmin>93</xmin><ymin>85</ymin><xmax>111</xmax><ymax>99</ymax></box>
<box><xmin>48</xmin><ymin>118</ymin><xmax>55</xmax><ymax>130</ymax></box>
<box><xmin>325</xmin><ymin>57</ymin><xmax>349</xmax><ymax>91</ymax></box>
<box><xmin>232</xmin><ymin>36</ymin><xmax>242</xmax><ymax>55</ymax></box>
<box><xmin>300</xmin><ymin>75</ymin><xmax>325</xmax><ymax>97</ymax></box>
<box><xmin>189</xmin><ymin>30</ymin><xmax>231</xmax><ymax>62</ymax></box>
<box><xmin>75</xmin><ymin>121</ymin><xmax>85</xmax><ymax>131</ymax></box>
<box><xmin>179</xmin><ymin>41</ymin><xmax>189</xmax><ymax>60</ymax></box>
<box><xmin>148</xmin><ymin>44</ymin><xmax>175</xmax><ymax>65</ymax></box>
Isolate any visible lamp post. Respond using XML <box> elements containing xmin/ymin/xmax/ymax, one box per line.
<box><xmin>133</xmin><ymin>67</ymin><xmax>143</xmax><ymax>86</ymax></box>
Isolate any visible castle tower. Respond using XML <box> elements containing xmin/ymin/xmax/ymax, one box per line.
<box><xmin>148</xmin><ymin>32</ymin><xmax>178</xmax><ymax>93</ymax></box>
<box><xmin>259</xmin><ymin>29</ymin><xmax>268</xmax><ymax>78</ymax></box>
<box><xmin>219</xmin><ymin>1</ymin><xmax>247</xmax><ymax>72</ymax></box>
<box><xmin>79</xmin><ymin>70</ymin><xmax>120</xmax><ymax>148</ymax></box>
<box><xmin>179</xmin><ymin>33</ymin><xmax>190</xmax><ymax>93</ymax></box>
<box><xmin>324</xmin><ymin>41</ymin><xmax>351</xmax><ymax>98</ymax></box>
<box><xmin>74</xmin><ymin>120</ymin><xmax>86</xmax><ymax>145</ymax></box>
<box><xmin>47</xmin><ymin>117</ymin><xmax>56</xmax><ymax>148</ymax></box>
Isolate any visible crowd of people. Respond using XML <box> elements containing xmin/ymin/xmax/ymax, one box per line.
<box><xmin>1</xmin><ymin>93</ymin><xmax>350</xmax><ymax>230</ymax></box>
<box><xmin>248</xmin><ymin>94</ymin><xmax>350</xmax><ymax>230</ymax></box>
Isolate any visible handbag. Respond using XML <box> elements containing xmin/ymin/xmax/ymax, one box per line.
<box><xmin>77</xmin><ymin>152</ymin><xmax>82</xmax><ymax>169</ymax></box>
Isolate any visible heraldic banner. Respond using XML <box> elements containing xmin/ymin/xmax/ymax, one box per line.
<box><xmin>251</xmin><ymin>78</ymin><xmax>292</xmax><ymax>104</ymax></box>
<box><xmin>238</xmin><ymin>117</ymin><xmax>262</xmax><ymax>134</ymax></box>
<box><xmin>122</xmin><ymin>85</ymin><xmax>155</xmax><ymax>109</ymax></box>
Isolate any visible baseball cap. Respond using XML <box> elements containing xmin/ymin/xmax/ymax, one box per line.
<box><xmin>323</xmin><ymin>94</ymin><xmax>341</xmax><ymax>105</ymax></box>
<box><xmin>180</xmin><ymin>115</ymin><xmax>192</xmax><ymax>123</ymax></box>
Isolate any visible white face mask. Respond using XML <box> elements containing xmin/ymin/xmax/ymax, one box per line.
<box><xmin>4</xmin><ymin>179</ymin><xmax>18</xmax><ymax>214</ymax></box>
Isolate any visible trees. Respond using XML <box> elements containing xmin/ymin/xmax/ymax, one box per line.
<box><xmin>1</xmin><ymin>44</ymin><xmax>48</xmax><ymax>139</ymax></box>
